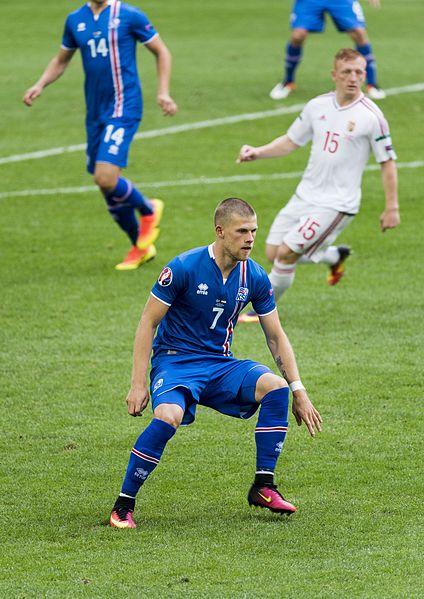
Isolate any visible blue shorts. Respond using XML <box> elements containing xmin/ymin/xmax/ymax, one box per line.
<box><xmin>290</xmin><ymin>0</ymin><xmax>366</xmax><ymax>32</ymax></box>
<box><xmin>150</xmin><ymin>352</ymin><xmax>272</xmax><ymax>425</ymax></box>
<box><xmin>85</xmin><ymin>116</ymin><xmax>140</xmax><ymax>174</ymax></box>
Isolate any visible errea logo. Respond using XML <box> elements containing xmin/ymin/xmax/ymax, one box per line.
<box><xmin>77</xmin><ymin>22</ymin><xmax>86</xmax><ymax>32</ymax></box>
<box><xmin>197</xmin><ymin>283</ymin><xmax>208</xmax><ymax>295</ymax></box>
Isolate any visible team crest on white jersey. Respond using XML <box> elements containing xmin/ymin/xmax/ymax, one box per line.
<box><xmin>347</xmin><ymin>121</ymin><xmax>356</xmax><ymax>132</ymax></box>
<box><xmin>197</xmin><ymin>283</ymin><xmax>208</xmax><ymax>295</ymax></box>
<box><xmin>158</xmin><ymin>267</ymin><xmax>173</xmax><ymax>287</ymax></box>
<box><xmin>236</xmin><ymin>286</ymin><xmax>249</xmax><ymax>301</ymax></box>
<box><xmin>77</xmin><ymin>22</ymin><xmax>86</xmax><ymax>32</ymax></box>
<box><xmin>319</xmin><ymin>114</ymin><xmax>326</xmax><ymax>121</ymax></box>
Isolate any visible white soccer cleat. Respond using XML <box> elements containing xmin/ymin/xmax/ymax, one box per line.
<box><xmin>366</xmin><ymin>85</ymin><xmax>386</xmax><ymax>100</ymax></box>
<box><xmin>269</xmin><ymin>82</ymin><xmax>296</xmax><ymax>100</ymax></box>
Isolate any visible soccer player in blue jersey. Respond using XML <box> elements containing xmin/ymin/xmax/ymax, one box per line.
<box><xmin>23</xmin><ymin>0</ymin><xmax>177</xmax><ymax>270</ymax></box>
<box><xmin>270</xmin><ymin>0</ymin><xmax>386</xmax><ymax>101</ymax></box>
<box><xmin>109</xmin><ymin>197</ymin><xmax>322</xmax><ymax>528</ymax></box>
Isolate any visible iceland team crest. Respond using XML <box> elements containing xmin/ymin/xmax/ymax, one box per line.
<box><xmin>236</xmin><ymin>286</ymin><xmax>249</xmax><ymax>302</ymax></box>
<box><xmin>158</xmin><ymin>267</ymin><xmax>173</xmax><ymax>287</ymax></box>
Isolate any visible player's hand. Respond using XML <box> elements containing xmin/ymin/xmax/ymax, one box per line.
<box><xmin>126</xmin><ymin>385</ymin><xmax>150</xmax><ymax>417</ymax></box>
<box><xmin>368</xmin><ymin>0</ymin><xmax>381</xmax><ymax>8</ymax></box>
<box><xmin>292</xmin><ymin>390</ymin><xmax>322</xmax><ymax>437</ymax></box>
<box><xmin>157</xmin><ymin>93</ymin><xmax>178</xmax><ymax>116</ymax></box>
<box><xmin>380</xmin><ymin>207</ymin><xmax>400</xmax><ymax>232</ymax></box>
<box><xmin>23</xmin><ymin>84</ymin><xmax>43</xmax><ymax>107</ymax></box>
<box><xmin>237</xmin><ymin>145</ymin><xmax>259</xmax><ymax>163</ymax></box>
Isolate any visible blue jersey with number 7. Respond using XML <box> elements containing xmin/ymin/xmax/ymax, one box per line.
<box><xmin>151</xmin><ymin>245</ymin><xmax>276</xmax><ymax>357</ymax></box>
<box><xmin>61</xmin><ymin>1</ymin><xmax>157</xmax><ymax>122</ymax></box>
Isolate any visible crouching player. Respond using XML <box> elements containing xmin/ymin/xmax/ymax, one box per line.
<box><xmin>110</xmin><ymin>197</ymin><xmax>322</xmax><ymax>528</ymax></box>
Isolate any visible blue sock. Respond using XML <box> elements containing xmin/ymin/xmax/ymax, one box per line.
<box><xmin>106</xmin><ymin>202</ymin><xmax>139</xmax><ymax>244</ymax></box>
<box><xmin>284</xmin><ymin>43</ymin><xmax>303</xmax><ymax>84</ymax></box>
<box><xmin>109</xmin><ymin>177</ymin><xmax>153</xmax><ymax>215</ymax></box>
<box><xmin>103</xmin><ymin>178</ymin><xmax>153</xmax><ymax>245</ymax></box>
<box><xmin>356</xmin><ymin>43</ymin><xmax>377</xmax><ymax>86</ymax></box>
<box><xmin>255</xmin><ymin>387</ymin><xmax>289</xmax><ymax>474</ymax></box>
<box><xmin>121</xmin><ymin>418</ymin><xmax>177</xmax><ymax>498</ymax></box>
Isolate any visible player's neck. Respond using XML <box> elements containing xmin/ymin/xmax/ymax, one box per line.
<box><xmin>335</xmin><ymin>90</ymin><xmax>362</xmax><ymax>107</ymax></box>
<box><xmin>212</xmin><ymin>243</ymin><xmax>239</xmax><ymax>279</ymax></box>
<box><xmin>89</xmin><ymin>1</ymin><xmax>109</xmax><ymax>16</ymax></box>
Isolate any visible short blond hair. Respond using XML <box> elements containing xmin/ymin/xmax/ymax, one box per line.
<box><xmin>214</xmin><ymin>197</ymin><xmax>255</xmax><ymax>226</ymax></box>
<box><xmin>334</xmin><ymin>48</ymin><xmax>365</xmax><ymax>67</ymax></box>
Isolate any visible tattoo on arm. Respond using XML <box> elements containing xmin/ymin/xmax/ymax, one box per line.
<box><xmin>275</xmin><ymin>355</ymin><xmax>290</xmax><ymax>383</ymax></box>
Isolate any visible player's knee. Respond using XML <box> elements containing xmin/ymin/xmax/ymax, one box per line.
<box><xmin>291</xmin><ymin>28</ymin><xmax>308</xmax><ymax>45</ymax></box>
<box><xmin>255</xmin><ymin>373</ymin><xmax>288</xmax><ymax>402</ymax></box>
<box><xmin>93</xmin><ymin>170</ymin><xmax>117</xmax><ymax>192</ymax></box>
<box><xmin>276</xmin><ymin>243</ymin><xmax>299</xmax><ymax>265</ymax></box>
<box><xmin>265</xmin><ymin>244</ymin><xmax>278</xmax><ymax>263</ymax></box>
<box><xmin>153</xmin><ymin>403</ymin><xmax>184</xmax><ymax>429</ymax></box>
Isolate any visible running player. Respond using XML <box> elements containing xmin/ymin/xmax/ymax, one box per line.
<box><xmin>23</xmin><ymin>0</ymin><xmax>177</xmax><ymax>270</ymax></box>
<box><xmin>238</xmin><ymin>49</ymin><xmax>399</xmax><ymax>323</ymax></box>
<box><xmin>270</xmin><ymin>0</ymin><xmax>386</xmax><ymax>101</ymax></box>
<box><xmin>109</xmin><ymin>197</ymin><xmax>322</xmax><ymax>528</ymax></box>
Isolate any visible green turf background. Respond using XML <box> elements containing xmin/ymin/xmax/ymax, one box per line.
<box><xmin>1</xmin><ymin>1</ymin><xmax>423</xmax><ymax>596</ymax></box>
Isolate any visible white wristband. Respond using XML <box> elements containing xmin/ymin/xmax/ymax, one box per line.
<box><xmin>289</xmin><ymin>380</ymin><xmax>305</xmax><ymax>392</ymax></box>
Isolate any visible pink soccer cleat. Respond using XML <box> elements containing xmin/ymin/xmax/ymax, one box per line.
<box><xmin>248</xmin><ymin>484</ymin><xmax>297</xmax><ymax>515</ymax></box>
<box><xmin>110</xmin><ymin>507</ymin><xmax>137</xmax><ymax>529</ymax></box>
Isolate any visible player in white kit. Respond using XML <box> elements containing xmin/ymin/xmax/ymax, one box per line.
<box><xmin>237</xmin><ymin>48</ymin><xmax>399</xmax><ymax>322</ymax></box>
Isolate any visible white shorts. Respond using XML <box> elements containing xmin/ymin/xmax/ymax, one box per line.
<box><xmin>266</xmin><ymin>195</ymin><xmax>354</xmax><ymax>263</ymax></box>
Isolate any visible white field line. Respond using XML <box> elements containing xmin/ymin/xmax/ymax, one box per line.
<box><xmin>0</xmin><ymin>161</ymin><xmax>422</xmax><ymax>200</ymax></box>
<box><xmin>1</xmin><ymin>82</ymin><xmax>423</xmax><ymax>166</ymax></box>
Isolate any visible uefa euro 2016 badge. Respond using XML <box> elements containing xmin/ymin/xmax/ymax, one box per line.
<box><xmin>236</xmin><ymin>287</ymin><xmax>249</xmax><ymax>302</ymax></box>
<box><xmin>158</xmin><ymin>267</ymin><xmax>173</xmax><ymax>286</ymax></box>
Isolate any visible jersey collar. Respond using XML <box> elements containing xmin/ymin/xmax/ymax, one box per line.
<box><xmin>333</xmin><ymin>92</ymin><xmax>364</xmax><ymax>111</ymax></box>
<box><xmin>208</xmin><ymin>243</ymin><xmax>215</xmax><ymax>260</ymax></box>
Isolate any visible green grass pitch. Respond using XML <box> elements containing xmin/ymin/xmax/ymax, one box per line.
<box><xmin>1</xmin><ymin>0</ymin><xmax>423</xmax><ymax>596</ymax></box>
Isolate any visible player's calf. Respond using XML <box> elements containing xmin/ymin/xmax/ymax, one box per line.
<box><xmin>109</xmin><ymin>417</ymin><xmax>178</xmax><ymax>528</ymax></box>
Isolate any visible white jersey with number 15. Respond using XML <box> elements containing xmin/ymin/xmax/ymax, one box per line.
<box><xmin>287</xmin><ymin>92</ymin><xmax>396</xmax><ymax>214</ymax></box>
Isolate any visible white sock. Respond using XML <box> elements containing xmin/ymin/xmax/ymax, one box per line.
<box><xmin>319</xmin><ymin>245</ymin><xmax>340</xmax><ymax>266</ymax></box>
<box><xmin>298</xmin><ymin>246</ymin><xmax>340</xmax><ymax>266</ymax></box>
<box><xmin>268</xmin><ymin>260</ymin><xmax>297</xmax><ymax>302</ymax></box>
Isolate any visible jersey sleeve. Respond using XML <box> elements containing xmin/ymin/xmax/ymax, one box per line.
<box><xmin>61</xmin><ymin>16</ymin><xmax>77</xmax><ymax>50</ymax></box>
<box><xmin>286</xmin><ymin>102</ymin><xmax>313</xmax><ymax>146</ymax></box>
<box><xmin>151</xmin><ymin>257</ymin><xmax>186</xmax><ymax>306</ymax></box>
<box><xmin>130</xmin><ymin>8</ymin><xmax>158</xmax><ymax>44</ymax></box>
<box><xmin>369</xmin><ymin>111</ymin><xmax>397</xmax><ymax>163</ymax></box>
<box><xmin>250</xmin><ymin>269</ymin><xmax>276</xmax><ymax>317</ymax></box>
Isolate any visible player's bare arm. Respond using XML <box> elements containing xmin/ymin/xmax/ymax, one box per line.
<box><xmin>380</xmin><ymin>159</ymin><xmax>400</xmax><ymax>232</ymax></box>
<box><xmin>237</xmin><ymin>135</ymin><xmax>299</xmax><ymax>163</ymax></box>
<box><xmin>259</xmin><ymin>310</ymin><xmax>322</xmax><ymax>437</ymax></box>
<box><xmin>127</xmin><ymin>295</ymin><xmax>169</xmax><ymax>417</ymax></box>
<box><xmin>145</xmin><ymin>36</ymin><xmax>178</xmax><ymax>117</ymax></box>
<box><xmin>23</xmin><ymin>48</ymin><xmax>75</xmax><ymax>106</ymax></box>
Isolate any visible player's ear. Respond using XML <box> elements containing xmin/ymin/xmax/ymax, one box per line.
<box><xmin>215</xmin><ymin>224</ymin><xmax>224</xmax><ymax>238</ymax></box>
